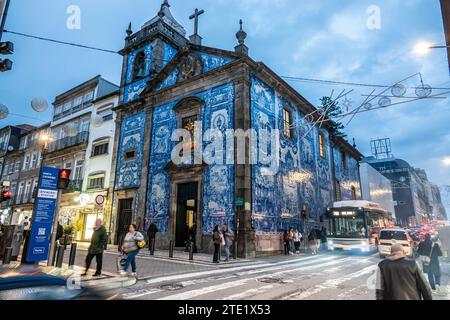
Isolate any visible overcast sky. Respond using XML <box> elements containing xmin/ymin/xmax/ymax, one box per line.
<box><xmin>1</xmin><ymin>0</ymin><xmax>449</xmax><ymax>213</ymax></box>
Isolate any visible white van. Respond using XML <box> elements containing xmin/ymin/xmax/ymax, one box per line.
<box><xmin>378</xmin><ymin>228</ymin><xmax>415</xmax><ymax>258</ymax></box>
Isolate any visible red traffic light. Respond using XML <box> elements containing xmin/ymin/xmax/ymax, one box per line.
<box><xmin>59</xmin><ymin>169</ymin><xmax>71</xmax><ymax>180</ymax></box>
<box><xmin>2</xmin><ymin>190</ymin><xmax>11</xmax><ymax>201</ymax></box>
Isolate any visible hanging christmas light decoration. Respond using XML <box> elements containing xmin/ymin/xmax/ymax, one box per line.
<box><xmin>31</xmin><ymin>97</ymin><xmax>49</xmax><ymax>112</ymax></box>
<box><xmin>391</xmin><ymin>84</ymin><xmax>407</xmax><ymax>97</ymax></box>
<box><xmin>0</xmin><ymin>104</ymin><xmax>9</xmax><ymax>120</ymax></box>
<box><xmin>415</xmin><ymin>84</ymin><xmax>432</xmax><ymax>98</ymax></box>
<box><xmin>363</xmin><ymin>102</ymin><xmax>372</xmax><ymax>110</ymax></box>
<box><xmin>378</xmin><ymin>96</ymin><xmax>391</xmax><ymax>108</ymax></box>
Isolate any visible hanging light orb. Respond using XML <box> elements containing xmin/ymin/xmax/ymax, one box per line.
<box><xmin>31</xmin><ymin>97</ymin><xmax>49</xmax><ymax>112</ymax></box>
<box><xmin>415</xmin><ymin>84</ymin><xmax>432</xmax><ymax>98</ymax></box>
<box><xmin>0</xmin><ymin>104</ymin><xmax>9</xmax><ymax>120</ymax></box>
<box><xmin>64</xmin><ymin>123</ymin><xmax>78</xmax><ymax>137</ymax></box>
<box><xmin>91</xmin><ymin>115</ymin><xmax>103</xmax><ymax>128</ymax></box>
<box><xmin>391</xmin><ymin>84</ymin><xmax>407</xmax><ymax>97</ymax></box>
<box><xmin>378</xmin><ymin>96</ymin><xmax>392</xmax><ymax>108</ymax></box>
<box><xmin>363</xmin><ymin>102</ymin><xmax>372</xmax><ymax>110</ymax></box>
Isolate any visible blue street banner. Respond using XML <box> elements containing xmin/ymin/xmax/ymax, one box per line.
<box><xmin>26</xmin><ymin>167</ymin><xmax>59</xmax><ymax>262</ymax></box>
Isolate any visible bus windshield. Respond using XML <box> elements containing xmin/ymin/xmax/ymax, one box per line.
<box><xmin>328</xmin><ymin>211</ymin><xmax>367</xmax><ymax>239</ymax></box>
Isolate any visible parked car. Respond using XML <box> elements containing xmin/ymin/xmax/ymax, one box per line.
<box><xmin>378</xmin><ymin>228</ymin><xmax>416</xmax><ymax>259</ymax></box>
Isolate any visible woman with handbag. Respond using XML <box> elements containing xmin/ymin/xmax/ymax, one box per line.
<box><xmin>120</xmin><ymin>224</ymin><xmax>145</xmax><ymax>277</ymax></box>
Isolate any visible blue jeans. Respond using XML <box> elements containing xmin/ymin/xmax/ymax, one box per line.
<box><xmin>428</xmin><ymin>271</ymin><xmax>441</xmax><ymax>290</ymax></box>
<box><xmin>223</xmin><ymin>245</ymin><xmax>230</xmax><ymax>261</ymax></box>
<box><xmin>124</xmin><ymin>250</ymin><xmax>139</xmax><ymax>273</ymax></box>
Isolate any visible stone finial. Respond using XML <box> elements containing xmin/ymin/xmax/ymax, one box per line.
<box><xmin>158</xmin><ymin>0</ymin><xmax>170</xmax><ymax>17</ymax></box>
<box><xmin>236</xmin><ymin>19</ymin><xmax>247</xmax><ymax>45</ymax></box>
<box><xmin>235</xmin><ymin>19</ymin><xmax>248</xmax><ymax>56</ymax></box>
<box><xmin>126</xmin><ymin>22</ymin><xmax>133</xmax><ymax>37</ymax></box>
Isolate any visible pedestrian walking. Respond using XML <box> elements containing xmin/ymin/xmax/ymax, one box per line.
<box><xmin>288</xmin><ymin>228</ymin><xmax>295</xmax><ymax>255</ymax></box>
<box><xmin>308</xmin><ymin>228</ymin><xmax>318</xmax><ymax>255</ymax></box>
<box><xmin>212</xmin><ymin>226</ymin><xmax>221</xmax><ymax>263</ymax></box>
<box><xmin>293</xmin><ymin>229</ymin><xmax>301</xmax><ymax>254</ymax></box>
<box><xmin>283</xmin><ymin>230</ymin><xmax>290</xmax><ymax>255</ymax></box>
<box><xmin>82</xmin><ymin>219</ymin><xmax>108</xmax><ymax>277</ymax></box>
<box><xmin>428</xmin><ymin>236</ymin><xmax>443</xmax><ymax>294</ymax></box>
<box><xmin>222</xmin><ymin>224</ymin><xmax>234</xmax><ymax>262</ymax></box>
<box><xmin>376</xmin><ymin>243</ymin><xmax>432</xmax><ymax>300</ymax></box>
<box><xmin>120</xmin><ymin>224</ymin><xmax>145</xmax><ymax>277</ymax></box>
<box><xmin>418</xmin><ymin>233</ymin><xmax>433</xmax><ymax>272</ymax></box>
<box><xmin>146</xmin><ymin>221</ymin><xmax>158</xmax><ymax>252</ymax></box>
<box><xmin>320</xmin><ymin>226</ymin><xmax>328</xmax><ymax>252</ymax></box>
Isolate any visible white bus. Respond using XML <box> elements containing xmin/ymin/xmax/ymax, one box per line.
<box><xmin>326</xmin><ymin>201</ymin><xmax>392</xmax><ymax>253</ymax></box>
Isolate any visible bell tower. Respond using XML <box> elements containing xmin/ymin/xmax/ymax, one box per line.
<box><xmin>119</xmin><ymin>0</ymin><xmax>188</xmax><ymax>104</ymax></box>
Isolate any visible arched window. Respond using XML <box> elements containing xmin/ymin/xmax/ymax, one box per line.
<box><xmin>132</xmin><ymin>51</ymin><xmax>147</xmax><ymax>81</ymax></box>
<box><xmin>351</xmin><ymin>186</ymin><xmax>357</xmax><ymax>200</ymax></box>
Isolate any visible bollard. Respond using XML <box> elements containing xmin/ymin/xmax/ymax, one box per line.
<box><xmin>169</xmin><ymin>240</ymin><xmax>174</xmax><ymax>258</ymax></box>
<box><xmin>68</xmin><ymin>243</ymin><xmax>77</xmax><ymax>267</ymax></box>
<box><xmin>189</xmin><ymin>241</ymin><xmax>194</xmax><ymax>261</ymax></box>
<box><xmin>63</xmin><ymin>235</ymin><xmax>69</xmax><ymax>250</ymax></box>
<box><xmin>2</xmin><ymin>247</ymin><xmax>12</xmax><ymax>265</ymax></box>
<box><xmin>55</xmin><ymin>245</ymin><xmax>65</xmax><ymax>268</ymax></box>
<box><xmin>233</xmin><ymin>241</ymin><xmax>238</xmax><ymax>260</ymax></box>
<box><xmin>51</xmin><ymin>243</ymin><xmax>58</xmax><ymax>266</ymax></box>
<box><xmin>150</xmin><ymin>238</ymin><xmax>155</xmax><ymax>256</ymax></box>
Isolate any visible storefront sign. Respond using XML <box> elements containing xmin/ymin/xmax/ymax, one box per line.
<box><xmin>26</xmin><ymin>167</ymin><xmax>59</xmax><ymax>262</ymax></box>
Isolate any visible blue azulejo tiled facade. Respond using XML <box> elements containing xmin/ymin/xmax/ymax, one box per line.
<box><xmin>115</xmin><ymin>112</ymin><xmax>146</xmax><ymax>190</ymax></box>
<box><xmin>333</xmin><ymin>145</ymin><xmax>362</xmax><ymax>200</ymax></box>
<box><xmin>146</xmin><ymin>83</ymin><xmax>235</xmax><ymax>235</ymax></box>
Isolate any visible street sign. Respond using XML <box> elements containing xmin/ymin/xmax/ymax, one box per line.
<box><xmin>26</xmin><ymin>167</ymin><xmax>59</xmax><ymax>262</ymax></box>
<box><xmin>95</xmin><ymin>194</ymin><xmax>105</xmax><ymax>206</ymax></box>
<box><xmin>235</xmin><ymin>198</ymin><xmax>244</xmax><ymax>206</ymax></box>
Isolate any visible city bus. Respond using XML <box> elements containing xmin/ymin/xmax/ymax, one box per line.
<box><xmin>326</xmin><ymin>201</ymin><xmax>392</xmax><ymax>253</ymax></box>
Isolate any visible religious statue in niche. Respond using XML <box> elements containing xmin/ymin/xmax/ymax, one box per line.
<box><xmin>177</xmin><ymin>53</ymin><xmax>202</xmax><ymax>82</ymax></box>
<box><xmin>133</xmin><ymin>51</ymin><xmax>147</xmax><ymax>81</ymax></box>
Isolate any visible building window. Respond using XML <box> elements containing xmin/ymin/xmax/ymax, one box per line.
<box><xmin>30</xmin><ymin>153</ymin><xmax>37</xmax><ymax>169</ymax></box>
<box><xmin>132</xmin><ymin>51</ymin><xmax>147</xmax><ymax>81</ymax></box>
<box><xmin>92</xmin><ymin>142</ymin><xmax>109</xmax><ymax>157</ymax></box>
<box><xmin>341</xmin><ymin>151</ymin><xmax>347</xmax><ymax>170</ymax></box>
<box><xmin>80</xmin><ymin>119</ymin><xmax>90</xmax><ymax>133</ymax></box>
<box><xmin>8</xmin><ymin>162</ymin><xmax>13</xmax><ymax>174</ymax></box>
<box><xmin>124</xmin><ymin>149</ymin><xmax>136</xmax><ymax>161</ymax></box>
<box><xmin>335</xmin><ymin>180</ymin><xmax>342</xmax><ymax>201</ymax></box>
<box><xmin>16</xmin><ymin>182</ymin><xmax>24</xmax><ymax>204</ymax></box>
<box><xmin>73</xmin><ymin>97</ymin><xmax>83</xmax><ymax>109</ymax></box>
<box><xmin>319</xmin><ymin>132</ymin><xmax>326</xmax><ymax>158</ymax></box>
<box><xmin>32</xmin><ymin>179</ymin><xmax>38</xmax><ymax>200</ymax></box>
<box><xmin>282</xmin><ymin>108</ymin><xmax>293</xmax><ymax>139</ymax></box>
<box><xmin>63</xmin><ymin>102</ymin><xmax>72</xmax><ymax>113</ymax></box>
<box><xmin>23</xmin><ymin>155</ymin><xmax>30</xmax><ymax>171</ymax></box>
<box><xmin>83</xmin><ymin>91</ymin><xmax>94</xmax><ymax>105</ymax></box>
<box><xmin>24</xmin><ymin>180</ymin><xmax>31</xmax><ymax>203</ymax></box>
<box><xmin>14</xmin><ymin>160</ymin><xmax>20</xmax><ymax>172</ymax></box>
<box><xmin>74</xmin><ymin>160</ymin><xmax>84</xmax><ymax>181</ymax></box>
<box><xmin>55</xmin><ymin>105</ymin><xmax>63</xmax><ymax>116</ymax></box>
<box><xmin>87</xmin><ymin>174</ymin><xmax>105</xmax><ymax>190</ymax></box>
<box><xmin>99</xmin><ymin>109</ymin><xmax>113</xmax><ymax>121</ymax></box>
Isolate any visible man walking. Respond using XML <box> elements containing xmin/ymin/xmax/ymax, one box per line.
<box><xmin>82</xmin><ymin>219</ymin><xmax>108</xmax><ymax>277</ymax></box>
<box><xmin>222</xmin><ymin>224</ymin><xmax>234</xmax><ymax>262</ymax></box>
<box><xmin>376</xmin><ymin>243</ymin><xmax>432</xmax><ymax>300</ymax></box>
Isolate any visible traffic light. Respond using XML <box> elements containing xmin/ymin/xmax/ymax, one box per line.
<box><xmin>57</xmin><ymin>169</ymin><xmax>72</xmax><ymax>190</ymax></box>
<box><xmin>0</xmin><ymin>188</ymin><xmax>11</xmax><ymax>202</ymax></box>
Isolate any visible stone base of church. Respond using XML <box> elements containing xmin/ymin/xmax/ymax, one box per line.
<box><xmin>254</xmin><ymin>233</ymin><xmax>284</xmax><ymax>257</ymax></box>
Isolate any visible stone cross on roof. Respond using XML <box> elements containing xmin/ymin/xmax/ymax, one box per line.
<box><xmin>189</xmin><ymin>8</ymin><xmax>205</xmax><ymax>45</ymax></box>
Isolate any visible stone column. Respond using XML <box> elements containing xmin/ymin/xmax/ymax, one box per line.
<box><xmin>234</xmin><ymin>69</ymin><xmax>256</xmax><ymax>258</ymax></box>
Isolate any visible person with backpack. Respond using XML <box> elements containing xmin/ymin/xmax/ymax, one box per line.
<box><xmin>428</xmin><ymin>236</ymin><xmax>443</xmax><ymax>294</ymax></box>
<box><xmin>120</xmin><ymin>224</ymin><xmax>145</xmax><ymax>277</ymax></box>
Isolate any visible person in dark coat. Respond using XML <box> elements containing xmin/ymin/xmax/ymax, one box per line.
<box><xmin>417</xmin><ymin>233</ymin><xmax>433</xmax><ymax>272</ymax></box>
<box><xmin>146</xmin><ymin>221</ymin><xmax>158</xmax><ymax>252</ymax></box>
<box><xmin>428</xmin><ymin>237</ymin><xmax>443</xmax><ymax>292</ymax></box>
<box><xmin>320</xmin><ymin>226</ymin><xmax>328</xmax><ymax>252</ymax></box>
<box><xmin>82</xmin><ymin>219</ymin><xmax>108</xmax><ymax>277</ymax></box>
<box><xmin>56</xmin><ymin>222</ymin><xmax>64</xmax><ymax>243</ymax></box>
<box><xmin>212</xmin><ymin>226</ymin><xmax>221</xmax><ymax>263</ymax></box>
<box><xmin>376</xmin><ymin>243</ymin><xmax>432</xmax><ymax>300</ymax></box>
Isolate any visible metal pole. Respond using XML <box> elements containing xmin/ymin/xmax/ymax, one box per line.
<box><xmin>0</xmin><ymin>0</ymin><xmax>11</xmax><ymax>42</ymax></box>
<box><xmin>55</xmin><ymin>245</ymin><xmax>64</xmax><ymax>268</ymax></box>
<box><xmin>47</xmin><ymin>189</ymin><xmax>62</xmax><ymax>266</ymax></box>
<box><xmin>50</xmin><ymin>242</ymin><xmax>57</xmax><ymax>266</ymax></box>
<box><xmin>169</xmin><ymin>240</ymin><xmax>174</xmax><ymax>258</ymax></box>
<box><xmin>68</xmin><ymin>243</ymin><xmax>77</xmax><ymax>267</ymax></box>
<box><xmin>189</xmin><ymin>241</ymin><xmax>194</xmax><ymax>261</ymax></box>
<box><xmin>2</xmin><ymin>247</ymin><xmax>12</xmax><ymax>264</ymax></box>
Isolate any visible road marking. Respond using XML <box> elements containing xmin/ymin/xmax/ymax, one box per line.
<box><xmin>122</xmin><ymin>289</ymin><xmax>163</xmax><ymax>300</ymax></box>
<box><xmin>157</xmin><ymin>257</ymin><xmax>355</xmax><ymax>300</ymax></box>
<box><xmin>282</xmin><ymin>264</ymin><xmax>377</xmax><ymax>300</ymax></box>
<box><xmin>222</xmin><ymin>285</ymin><xmax>274</xmax><ymax>300</ymax></box>
<box><xmin>146</xmin><ymin>254</ymin><xmax>340</xmax><ymax>285</ymax></box>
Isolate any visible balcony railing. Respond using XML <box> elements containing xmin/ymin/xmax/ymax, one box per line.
<box><xmin>62</xmin><ymin>179</ymin><xmax>83</xmax><ymax>194</ymax></box>
<box><xmin>48</xmin><ymin>131</ymin><xmax>89</xmax><ymax>153</ymax></box>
